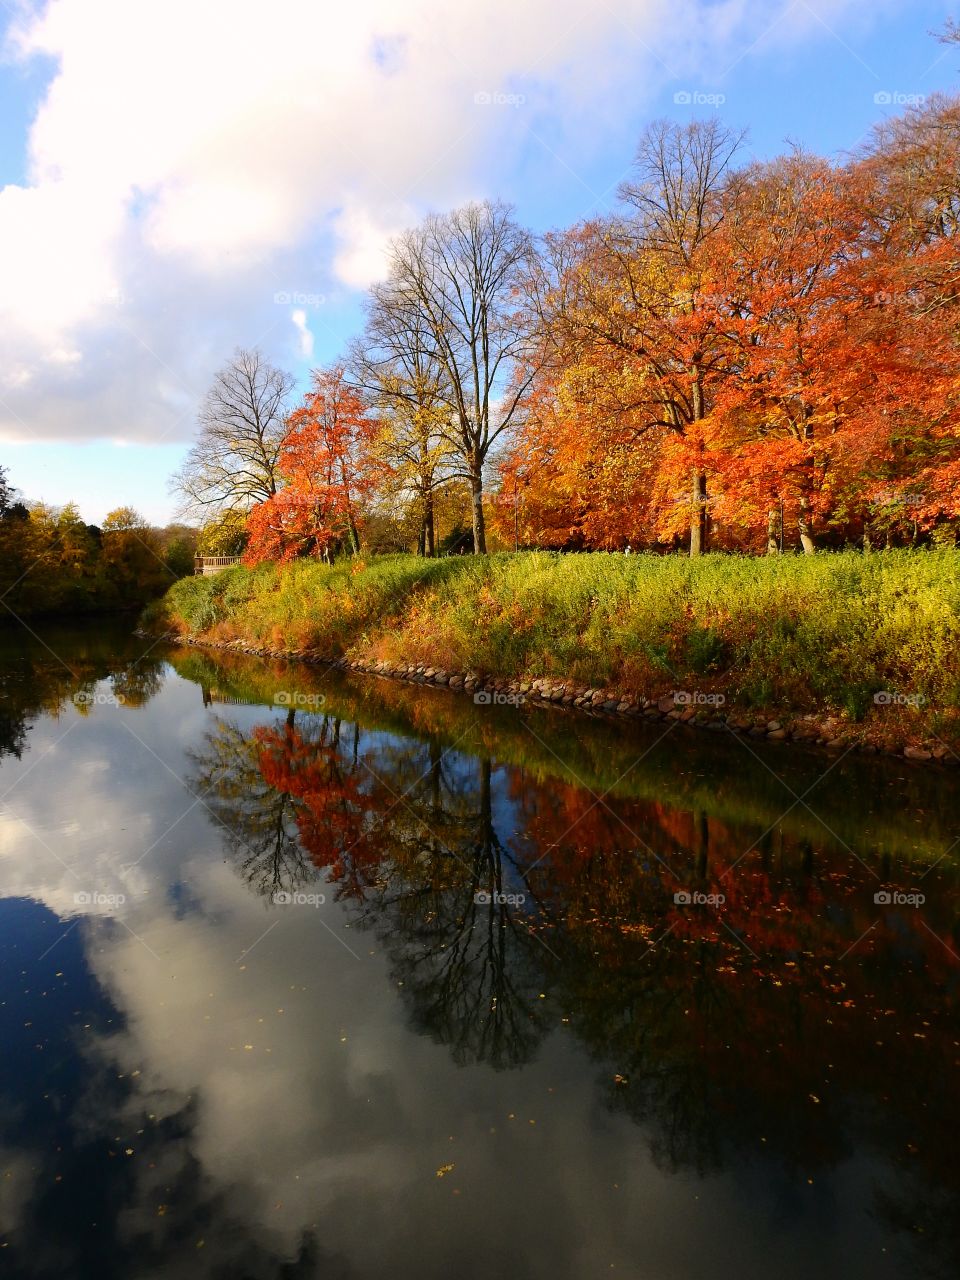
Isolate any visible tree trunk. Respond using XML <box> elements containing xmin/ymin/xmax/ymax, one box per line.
<box><xmin>798</xmin><ymin>496</ymin><xmax>815</xmax><ymax>555</ymax></box>
<box><xmin>424</xmin><ymin>487</ymin><xmax>435</xmax><ymax>557</ymax></box>
<box><xmin>347</xmin><ymin>515</ymin><xmax>361</xmax><ymax>555</ymax></box>
<box><xmin>689</xmin><ymin>470</ymin><xmax>707</xmax><ymax>557</ymax></box>
<box><xmin>798</xmin><ymin>424</ymin><xmax>816</xmax><ymax>555</ymax></box>
<box><xmin>470</xmin><ymin>470</ymin><xmax>486</xmax><ymax>555</ymax></box>
<box><xmin>767</xmin><ymin>508</ymin><xmax>780</xmax><ymax>555</ymax></box>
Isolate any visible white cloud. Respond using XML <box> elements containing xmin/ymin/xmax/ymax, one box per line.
<box><xmin>290</xmin><ymin>306</ymin><xmax>313</xmax><ymax>358</ymax></box>
<box><xmin>0</xmin><ymin>0</ymin><xmax>909</xmax><ymax>447</ymax></box>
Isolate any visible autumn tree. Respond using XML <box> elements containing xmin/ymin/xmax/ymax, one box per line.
<box><xmin>850</xmin><ymin>95</ymin><xmax>960</xmax><ymax>540</ymax></box>
<box><xmin>173</xmin><ymin>348</ymin><xmax>294</xmax><ymax>518</ymax></box>
<box><xmin>98</xmin><ymin>506</ymin><xmax>170</xmax><ymax>601</ymax></box>
<box><xmin>245</xmin><ymin>367</ymin><xmax>383</xmax><ymax>563</ymax></box>
<box><xmin>197</xmin><ymin>508</ymin><xmax>249</xmax><ymax>557</ymax></box>
<box><xmin>532</xmin><ymin>120</ymin><xmax>745</xmax><ymax>556</ymax></box>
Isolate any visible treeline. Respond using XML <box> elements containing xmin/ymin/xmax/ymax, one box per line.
<box><xmin>178</xmin><ymin>94</ymin><xmax>960</xmax><ymax>559</ymax></box>
<box><xmin>0</xmin><ymin>465</ymin><xmax>196</xmax><ymax>617</ymax></box>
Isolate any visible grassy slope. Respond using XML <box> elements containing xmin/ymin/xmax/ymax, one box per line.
<box><xmin>142</xmin><ymin>550</ymin><xmax>960</xmax><ymax>740</ymax></box>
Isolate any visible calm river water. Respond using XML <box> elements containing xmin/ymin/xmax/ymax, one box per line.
<box><xmin>0</xmin><ymin>619</ymin><xmax>958</xmax><ymax>1279</ymax></box>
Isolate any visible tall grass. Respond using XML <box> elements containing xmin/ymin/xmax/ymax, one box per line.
<box><xmin>142</xmin><ymin>550</ymin><xmax>960</xmax><ymax>724</ymax></box>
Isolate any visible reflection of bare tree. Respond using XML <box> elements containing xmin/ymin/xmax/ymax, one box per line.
<box><xmin>355</xmin><ymin>754</ymin><xmax>554</xmax><ymax>1069</ymax></box>
<box><xmin>188</xmin><ymin>712</ymin><xmax>318</xmax><ymax>898</ymax></box>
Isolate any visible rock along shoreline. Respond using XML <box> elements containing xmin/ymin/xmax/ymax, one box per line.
<box><xmin>139</xmin><ymin>629</ymin><xmax>957</xmax><ymax>769</ymax></box>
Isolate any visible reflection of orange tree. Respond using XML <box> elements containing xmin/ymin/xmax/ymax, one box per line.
<box><xmin>252</xmin><ymin>719</ymin><xmax>385</xmax><ymax>899</ymax></box>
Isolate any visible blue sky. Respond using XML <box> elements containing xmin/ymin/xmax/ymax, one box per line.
<box><xmin>0</xmin><ymin>0</ymin><xmax>956</xmax><ymax>525</ymax></box>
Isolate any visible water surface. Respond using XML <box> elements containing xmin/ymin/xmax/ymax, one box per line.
<box><xmin>1</xmin><ymin>620</ymin><xmax>958</xmax><ymax>1279</ymax></box>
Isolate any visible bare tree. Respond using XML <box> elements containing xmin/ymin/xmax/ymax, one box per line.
<box><xmin>171</xmin><ymin>348</ymin><xmax>294</xmax><ymax>518</ymax></box>
<box><xmin>378</xmin><ymin>201</ymin><xmax>538</xmax><ymax>554</ymax></box>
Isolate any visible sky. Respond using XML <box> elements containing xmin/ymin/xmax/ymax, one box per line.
<box><xmin>0</xmin><ymin>0</ymin><xmax>957</xmax><ymax>526</ymax></box>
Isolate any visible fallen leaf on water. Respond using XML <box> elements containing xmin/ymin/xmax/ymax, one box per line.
<box><xmin>436</xmin><ymin>1164</ymin><xmax>455</xmax><ymax>1178</ymax></box>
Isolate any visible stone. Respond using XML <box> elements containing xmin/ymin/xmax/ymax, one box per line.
<box><xmin>749</xmin><ymin>727</ymin><xmax>767</xmax><ymax>737</ymax></box>
<box><xmin>617</xmin><ymin>701</ymin><xmax>631</xmax><ymax>713</ymax></box>
<box><xmin>657</xmin><ymin>696</ymin><xmax>675</xmax><ymax>713</ymax></box>
<box><xmin>767</xmin><ymin>728</ymin><xmax>787</xmax><ymax>741</ymax></box>
<box><xmin>904</xmin><ymin>745</ymin><xmax>932</xmax><ymax>761</ymax></box>
<box><xmin>766</xmin><ymin>720</ymin><xmax>782</xmax><ymax>732</ymax></box>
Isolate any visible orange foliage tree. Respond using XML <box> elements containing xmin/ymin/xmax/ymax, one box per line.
<box><xmin>245</xmin><ymin>367</ymin><xmax>385</xmax><ymax>563</ymax></box>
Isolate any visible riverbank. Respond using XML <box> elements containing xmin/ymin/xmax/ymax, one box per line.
<box><xmin>139</xmin><ymin>550</ymin><xmax>960</xmax><ymax>763</ymax></box>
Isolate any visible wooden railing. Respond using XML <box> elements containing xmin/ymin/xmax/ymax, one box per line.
<box><xmin>194</xmin><ymin>556</ymin><xmax>242</xmax><ymax>576</ymax></box>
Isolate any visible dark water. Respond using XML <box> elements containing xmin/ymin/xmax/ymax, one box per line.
<box><xmin>1</xmin><ymin>619</ymin><xmax>958</xmax><ymax>1280</ymax></box>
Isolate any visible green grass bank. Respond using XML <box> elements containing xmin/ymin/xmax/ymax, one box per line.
<box><xmin>140</xmin><ymin>550</ymin><xmax>960</xmax><ymax>748</ymax></box>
